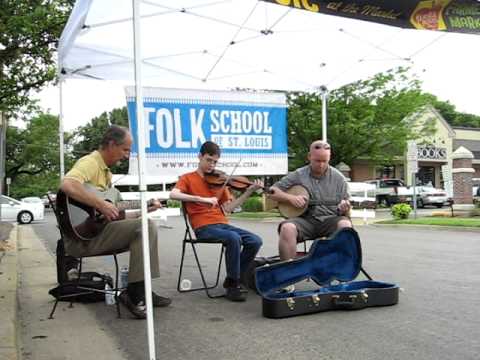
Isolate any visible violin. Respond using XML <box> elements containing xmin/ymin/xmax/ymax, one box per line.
<box><xmin>204</xmin><ymin>170</ymin><xmax>271</xmax><ymax>193</ymax></box>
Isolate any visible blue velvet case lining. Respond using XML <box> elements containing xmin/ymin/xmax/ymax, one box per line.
<box><xmin>255</xmin><ymin>228</ymin><xmax>362</xmax><ymax>296</ymax></box>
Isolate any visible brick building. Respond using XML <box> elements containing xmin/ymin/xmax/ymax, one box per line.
<box><xmin>346</xmin><ymin>105</ymin><xmax>480</xmax><ymax>189</ymax></box>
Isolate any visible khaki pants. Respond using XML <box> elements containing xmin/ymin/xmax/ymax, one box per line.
<box><xmin>64</xmin><ymin>218</ymin><xmax>160</xmax><ymax>283</ymax></box>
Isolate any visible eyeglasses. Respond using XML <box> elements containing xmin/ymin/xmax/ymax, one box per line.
<box><xmin>203</xmin><ymin>157</ymin><xmax>218</xmax><ymax>165</ymax></box>
<box><xmin>313</xmin><ymin>142</ymin><xmax>331</xmax><ymax>150</ymax></box>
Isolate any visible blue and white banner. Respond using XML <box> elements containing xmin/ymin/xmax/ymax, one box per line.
<box><xmin>125</xmin><ymin>87</ymin><xmax>288</xmax><ymax>177</ymax></box>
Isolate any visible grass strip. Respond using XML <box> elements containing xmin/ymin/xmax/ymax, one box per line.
<box><xmin>378</xmin><ymin>217</ymin><xmax>480</xmax><ymax>227</ymax></box>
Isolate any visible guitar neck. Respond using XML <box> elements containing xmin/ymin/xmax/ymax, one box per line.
<box><xmin>116</xmin><ymin>199</ymin><xmax>154</xmax><ymax>211</ymax></box>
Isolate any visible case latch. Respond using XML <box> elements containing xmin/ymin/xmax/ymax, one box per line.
<box><xmin>311</xmin><ymin>294</ymin><xmax>320</xmax><ymax>306</ymax></box>
<box><xmin>286</xmin><ymin>297</ymin><xmax>295</xmax><ymax>310</ymax></box>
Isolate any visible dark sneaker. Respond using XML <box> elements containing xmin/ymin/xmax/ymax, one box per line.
<box><xmin>223</xmin><ymin>277</ymin><xmax>248</xmax><ymax>293</ymax></box>
<box><xmin>225</xmin><ymin>286</ymin><xmax>247</xmax><ymax>302</ymax></box>
<box><xmin>223</xmin><ymin>277</ymin><xmax>248</xmax><ymax>301</ymax></box>
<box><xmin>119</xmin><ymin>290</ymin><xmax>146</xmax><ymax>319</ymax></box>
<box><xmin>152</xmin><ymin>292</ymin><xmax>172</xmax><ymax>307</ymax></box>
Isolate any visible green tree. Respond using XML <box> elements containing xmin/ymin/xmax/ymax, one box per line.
<box><xmin>0</xmin><ymin>1</ymin><xmax>74</xmax><ymax>115</ymax></box>
<box><xmin>286</xmin><ymin>68</ymin><xmax>436</xmax><ymax>170</ymax></box>
<box><xmin>70</xmin><ymin>107</ymin><xmax>129</xmax><ymax>173</ymax></box>
<box><xmin>6</xmin><ymin>113</ymin><xmax>70</xmax><ymax>198</ymax></box>
<box><xmin>420</xmin><ymin>94</ymin><xmax>480</xmax><ymax>128</ymax></box>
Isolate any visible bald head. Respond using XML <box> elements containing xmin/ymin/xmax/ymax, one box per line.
<box><xmin>308</xmin><ymin>140</ymin><xmax>331</xmax><ymax>176</ymax></box>
<box><xmin>309</xmin><ymin>140</ymin><xmax>331</xmax><ymax>152</ymax></box>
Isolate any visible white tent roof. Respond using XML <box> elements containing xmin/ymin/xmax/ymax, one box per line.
<box><xmin>58</xmin><ymin>0</ymin><xmax>480</xmax><ymax>94</ymax></box>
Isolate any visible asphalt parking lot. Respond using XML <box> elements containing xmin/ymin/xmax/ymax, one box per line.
<box><xmin>22</xmin><ymin>212</ymin><xmax>480</xmax><ymax>360</ymax></box>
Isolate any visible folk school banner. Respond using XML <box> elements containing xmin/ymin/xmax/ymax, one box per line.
<box><xmin>125</xmin><ymin>87</ymin><xmax>288</xmax><ymax>177</ymax></box>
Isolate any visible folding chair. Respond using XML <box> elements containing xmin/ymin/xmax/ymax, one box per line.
<box><xmin>177</xmin><ymin>203</ymin><xmax>225</xmax><ymax>298</ymax></box>
<box><xmin>47</xmin><ymin>193</ymin><xmax>126</xmax><ymax>319</ymax></box>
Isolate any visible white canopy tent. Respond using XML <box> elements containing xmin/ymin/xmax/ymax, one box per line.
<box><xmin>57</xmin><ymin>1</ymin><xmax>480</xmax><ymax>359</ymax></box>
<box><xmin>59</xmin><ymin>1</ymin><xmax>480</xmax><ymax>92</ymax></box>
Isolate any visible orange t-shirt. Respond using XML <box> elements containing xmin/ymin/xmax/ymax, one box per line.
<box><xmin>174</xmin><ymin>171</ymin><xmax>232</xmax><ymax>230</ymax></box>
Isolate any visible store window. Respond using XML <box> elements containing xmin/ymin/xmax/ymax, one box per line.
<box><xmin>418</xmin><ymin>166</ymin><xmax>435</xmax><ymax>187</ymax></box>
<box><xmin>375</xmin><ymin>165</ymin><xmax>396</xmax><ymax>179</ymax></box>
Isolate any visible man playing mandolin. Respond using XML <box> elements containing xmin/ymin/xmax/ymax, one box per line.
<box><xmin>170</xmin><ymin>141</ymin><xmax>263</xmax><ymax>302</ymax></box>
<box><xmin>60</xmin><ymin>125</ymin><xmax>171</xmax><ymax>319</ymax></box>
<box><xmin>269</xmin><ymin>140</ymin><xmax>352</xmax><ymax>262</ymax></box>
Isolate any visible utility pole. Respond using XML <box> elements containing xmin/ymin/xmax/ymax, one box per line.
<box><xmin>0</xmin><ymin>112</ymin><xmax>5</xmax><ymax>221</ymax></box>
<box><xmin>0</xmin><ymin>112</ymin><xmax>6</xmax><ymax>196</ymax></box>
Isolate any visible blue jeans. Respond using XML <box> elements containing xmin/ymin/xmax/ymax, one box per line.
<box><xmin>195</xmin><ymin>223</ymin><xmax>262</xmax><ymax>281</ymax></box>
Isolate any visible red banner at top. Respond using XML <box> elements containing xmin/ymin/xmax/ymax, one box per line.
<box><xmin>261</xmin><ymin>0</ymin><xmax>480</xmax><ymax>34</ymax></box>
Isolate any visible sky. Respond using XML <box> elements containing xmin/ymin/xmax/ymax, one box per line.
<box><xmin>34</xmin><ymin>0</ymin><xmax>480</xmax><ymax>132</ymax></box>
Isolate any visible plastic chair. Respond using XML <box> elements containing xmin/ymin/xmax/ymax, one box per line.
<box><xmin>177</xmin><ymin>203</ymin><xmax>225</xmax><ymax>298</ymax></box>
<box><xmin>47</xmin><ymin>193</ymin><xmax>126</xmax><ymax>319</ymax></box>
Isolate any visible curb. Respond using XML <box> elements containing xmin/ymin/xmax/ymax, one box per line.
<box><xmin>0</xmin><ymin>224</ymin><xmax>18</xmax><ymax>360</ymax></box>
<box><xmin>371</xmin><ymin>223</ymin><xmax>480</xmax><ymax>232</ymax></box>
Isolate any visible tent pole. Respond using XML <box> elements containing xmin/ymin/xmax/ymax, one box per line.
<box><xmin>132</xmin><ymin>1</ymin><xmax>156</xmax><ymax>359</ymax></box>
<box><xmin>58</xmin><ymin>77</ymin><xmax>65</xmax><ymax>179</ymax></box>
<box><xmin>320</xmin><ymin>85</ymin><xmax>328</xmax><ymax>142</ymax></box>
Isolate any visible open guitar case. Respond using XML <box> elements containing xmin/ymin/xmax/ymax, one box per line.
<box><xmin>254</xmin><ymin>228</ymin><xmax>399</xmax><ymax>318</ymax></box>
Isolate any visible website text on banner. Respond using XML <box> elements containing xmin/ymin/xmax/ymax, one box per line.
<box><xmin>125</xmin><ymin>87</ymin><xmax>288</xmax><ymax>177</ymax></box>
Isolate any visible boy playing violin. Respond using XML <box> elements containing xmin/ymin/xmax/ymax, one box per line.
<box><xmin>170</xmin><ymin>141</ymin><xmax>263</xmax><ymax>302</ymax></box>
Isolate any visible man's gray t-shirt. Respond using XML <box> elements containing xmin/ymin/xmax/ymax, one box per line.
<box><xmin>273</xmin><ymin>165</ymin><xmax>349</xmax><ymax>220</ymax></box>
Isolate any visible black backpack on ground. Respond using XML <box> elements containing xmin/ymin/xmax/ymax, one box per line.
<box><xmin>49</xmin><ymin>271</ymin><xmax>113</xmax><ymax>303</ymax></box>
<box><xmin>49</xmin><ymin>239</ymin><xmax>112</xmax><ymax>303</ymax></box>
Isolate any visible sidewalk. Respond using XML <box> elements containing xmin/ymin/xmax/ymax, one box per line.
<box><xmin>0</xmin><ymin>224</ymin><xmax>129</xmax><ymax>360</ymax></box>
<box><xmin>0</xmin><ymin>224</ymin><xmax>17</xmax><ymax>360</ymax></box>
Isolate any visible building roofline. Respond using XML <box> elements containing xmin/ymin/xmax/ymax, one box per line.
<box><xmin>422</xmin><ymin>104</ymin><xmax>456</xmax><ymax>137</ymax></box>
<box><xmin>452</xmin><ymin>126</ymin><xmax>480</xmax><ymax>131</ymax></box>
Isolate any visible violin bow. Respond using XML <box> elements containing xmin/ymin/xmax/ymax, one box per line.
<box><xmin>216</xmin><ymin>157</ymin><xmax>242</xmax><ymax>214</ymax></box>
<box><xmin>218</xmin><ymin>157</ymin><xmax>242</xmax><ymax>195</ymax></box>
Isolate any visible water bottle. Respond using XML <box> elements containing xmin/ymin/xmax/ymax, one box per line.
<box><xmin>120</xmin><ymin>266</ymin><xmax>129</xmax><ymax>289</ymax></box>
<box><xmin>104</xmin><ymin>273</ymin><xmax>115</xmax><ymax>305</ymax></box>
<box><xmin>67</xmin><ymin>268</ymin><xmax>79</xmax><ymax>281</ymax></box>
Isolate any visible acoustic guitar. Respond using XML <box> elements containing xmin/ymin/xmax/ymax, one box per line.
<box><xmin>277</xmin><ymin>185</ymin><xmax>348</xmax><ymax>218</ymax></box>
<box><xmin>56</xmin><ymin>185</ymin><xmax>159</xmax><ymax>242</ymax></box>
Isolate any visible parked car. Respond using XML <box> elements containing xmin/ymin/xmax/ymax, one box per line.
<box><xmin>41</xmin><ymin>193</ymin><xmax>56</xmax><ymax>208</ymax></box>
<box><xmin>0</xmin><ymin>195</ymin><xmax>44</xmax><ymax>224</ymax></box>
<box><xmin>347</xmin><ymin>182</ymin><xmax>377</xmax><ymax>209</ymax></box>
<box><xmin>415</xmin><ymin>186</ymin><xmax>449</xmax><ymax>208</ymax></box>
<box><xmin>21</xmin><ymin>196</ymin><xmax>44</xmax><ymax>206</ymax></box>
<box><xmin>365</xmin><ymin>178</ymin><xmax>406</xmax><ymax>206</ymax></box>
<box><xmin>473</xmin><ymin>186</ymin><xmax>480</xmax><ymax>197</ymax></box>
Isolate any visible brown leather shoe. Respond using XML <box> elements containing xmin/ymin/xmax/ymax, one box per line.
<box><xmin>119</xmin><ymin>290</ymin><xmax>146</xmax><ymax>319</ymax></box>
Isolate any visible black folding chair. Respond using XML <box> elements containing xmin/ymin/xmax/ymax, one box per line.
<box><xmin>177</xmin><ymin>203</ymin><xmax>225</xmax><ymax>298</ymax></box>
<box><xmin>47</xmin><ymin>193</ymin><xmax>126</xmax><ymax>319</ymax></box>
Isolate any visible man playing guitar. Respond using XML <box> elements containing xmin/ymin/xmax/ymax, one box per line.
<box><xmin>60</xmin><ymin>125</ymin><xmax>171</xmax><ymax>319</ymax></box>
